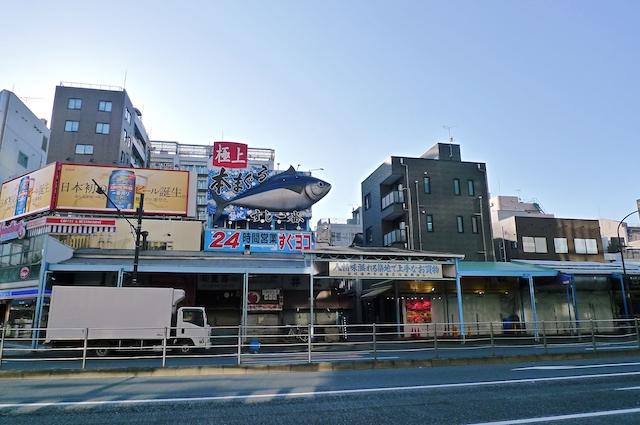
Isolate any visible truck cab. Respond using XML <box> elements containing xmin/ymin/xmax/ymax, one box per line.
<box><xmin>175</xmin><ymin>307</ymin><xmax>212</xmax><ymax>350</ymax></box>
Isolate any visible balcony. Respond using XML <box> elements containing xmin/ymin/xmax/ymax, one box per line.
<box><xmin>383</xmin><ymin>229</ymin><xmax>406</xmax><ymax>247</ymax></box>
<box><xmin>381</xmin><ymin>190</ymin><xmax>405</xmax><ymax>221</ymax></box>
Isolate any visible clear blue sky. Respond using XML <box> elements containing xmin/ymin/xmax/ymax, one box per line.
<box><xmin>3</xmin><ymin>0</ymin><xmax>639</xmax><ymax>224</ymax></box>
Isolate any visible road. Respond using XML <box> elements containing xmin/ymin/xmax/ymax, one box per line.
<box><xmin>3</xmin><ymin>355</ymin><xmax>640</xmax><ymax>424</ymax></box>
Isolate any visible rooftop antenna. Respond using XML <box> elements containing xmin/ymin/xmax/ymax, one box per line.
<box><xmin>123</xmin><ymin>70</ymin><xmax>128</xmax><ymax>89</ymax></box>
<box><xmin>442</xmin><ymin>125</ymin><xmax>455</xmax><ymax>143</ymax></box>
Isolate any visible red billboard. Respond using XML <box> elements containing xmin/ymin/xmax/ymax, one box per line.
<box><xmin>212</xmin><ymin>141</ymin><xmax>248</xmax><ymax>168</ymax></box>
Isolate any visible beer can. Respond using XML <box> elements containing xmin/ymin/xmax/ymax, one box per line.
<box><xmin>14</xmin><ymin>176</ymin><xmax>30</xmax><ymax>216</ymax></box>
<box><xmin>106</xmin><ymin>170</ymin><xmax>135</xmax><ymax>210</ymax></box>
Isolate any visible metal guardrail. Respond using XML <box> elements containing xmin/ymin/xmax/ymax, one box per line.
<box><xmin>1</xmin><ymin>319</ymin><xmax>639</xmax><ymax>370</ymax></box>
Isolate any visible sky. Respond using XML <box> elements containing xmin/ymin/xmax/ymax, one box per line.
<box><xmin>2</xmin><ymin>0</ymin><xmax>639</xmax><ymax>225</ymax></box>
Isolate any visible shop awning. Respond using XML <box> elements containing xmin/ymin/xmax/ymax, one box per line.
<box><xmin>361</xmin><ymin>285</ymin><xmax>392</xmax><ymax>299</ymax></box>
<box><xmin>457</xmin><ymin>261</ymin><xmax>558</xmax><ymax>278</ymax></box>
<box><xmin>512</xmin><ymin>260</ymin><xmax>640</xmax><ymax>276</ymax></box>
<box><xmin>27</xmin><ymin>217</ymin><xmax>116</xmax><ymax>237</ymax></box>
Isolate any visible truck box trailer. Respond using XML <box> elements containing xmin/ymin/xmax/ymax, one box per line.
<box><xmin>45</xmin><ymin>286</ymin><xmax>211</xmax><ymax>355</ymax></box>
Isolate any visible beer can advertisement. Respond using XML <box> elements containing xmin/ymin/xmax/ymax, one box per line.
<box><xmin>56</xmin><ymin>164</ymin><xmax>189</xmax><ymax>215</ymax></box>
<box><xmin>0</xmin><ymin>164</ymin><xmax>56</xmax><ymax>223</ymax></box>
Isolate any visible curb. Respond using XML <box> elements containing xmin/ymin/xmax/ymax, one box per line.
<box><xmin>1</xmin><ymin>349</ymin><xmax>639</xmax><ymax>380</ymax></box>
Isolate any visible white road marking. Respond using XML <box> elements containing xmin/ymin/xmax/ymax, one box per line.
<box><xmin>466</xmin><ymin>407</ymin><xmax>640</xmax><ymax>424</ymax></box>
<box><xmin>615</xmin><ymin>386</ymin><xmax>640</xmax><ymax>391</ymax></box>
<box><xmin>513</xmin><ymin>362</ymin><xmax>640</xmax><ymax>371</ymax></box>
<box><xmin>1</xmin><ymin>370</ymin><xmax>640</xmax><ymax>409</ymax></box>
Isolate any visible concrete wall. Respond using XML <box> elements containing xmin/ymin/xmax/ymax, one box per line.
<box><xmin>0</xmin><ymin>90</ymin><xmax>50</xmax><ymax>183</ymax></box>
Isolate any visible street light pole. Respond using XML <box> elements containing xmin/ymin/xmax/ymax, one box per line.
<box><xmin>617</xmin><ymin>209</ymin><xmax>639</xmax><ymax>317</ymax></box>
<box><xmin>92</xmin><ymin>178</ymin><xmax>144</xmax><ymax>286</ymax></box>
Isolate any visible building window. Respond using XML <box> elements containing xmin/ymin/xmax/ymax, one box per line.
<box><xmin>522</xmin><ymin>236</ymin><xmax>548</xmax><ymax>253</ymax></box>
<box><xmin>426</xmin><ymin>214</ymin><xmax>434</xmax><ymax>232</ymax></box>
<box><xmin>197</xmin><ymin>179</ymin><xmax>208</xmax><ymax>190</ymax></box>
<box><xmin>423</xmin><ymin>176</ymin><xmax>431</xmax><ymax>194</ymax></box>
<box><xmin>467</xmin><ymin>180</ymin><xmax>475</xmax><ymax>196</ymax></box>
<box><xmin>125</xmin><ymin>108</ymin><xmax>131</xmax><ymax>124</ymax></box>
<box><xmin>456</xmin><ymin>216</ymin><xmax>464</xmax><ymax>233</ymax></box>
<box><xmin>64</xmin><ymin>120</ymin><xmax>79</xmax><ymax>132</ymax></box>
<box><xmin>471</xmin><ymin>215</ymin><xmax>479</xmax><ymax>234</ymax></box>
<box><xmin>122</xmin><ymin>129</ymin><xmax>128</xmax><ymax>142</ymax></box>
<box><xmin>67</xmin><ymin>98</ymin><xmax>82</xmax><ymax>109</ymax></box>
<box><xmin>197</xmin><ymin>208</ymin><xmax>207</xmax><ymax>221</ymax></box>
<box><xmin>453</xmin><ymin>178</ymin><xmax>461</xmax><ymax>195</ymax></box>
<box><xmin>75</xmin><ymin>144</ymin><xmax>94</xmax><ymax>155</ymax></box>
<box><xmin>96</xmin><ymin>122</ymin><xmax>110</xmax><ymax>134</ymax></box>
<box><xmin>365</xmin><ymin>227</ymin><xmax>373</xmax><ymax>244</ymax></box>
<box><xmin>554</xmin><ymin>238</ymin><xmax>568</xmax><ymax>254</ymax></box>
<box><xmin>41</xmin><ymin>136</ymin><xmax>48</xmax><ymax>152</ymax></box>
<box><xmin>575</xmin><ymin>238</ymin><xmax>598</xmax><ymax>254</ymax></box>
<box><xmin>98</xmin><ymin>100</ymin><xmax>113</xmax><ymax>112</ymax></box>
<box><xmin>197</xmin><ymin>194</ymin><xmax>207</xmax><ymax>205</ymax></box>
<box><xmin>17</xmin><ymin>151</ymin><xmax>28</xmax><ymax>168</ymax></box>
<box><xmin>364</xmin><ymin>193</ymin><xmax>371</xmax><ymax>210</ymax></box>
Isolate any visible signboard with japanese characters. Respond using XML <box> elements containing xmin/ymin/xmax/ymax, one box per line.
<box><xmin>204</xmin><ymin>229</ymin><xmax>314</xmax><ymax>253</ymax></box>
<box><xmin>208</xmin><ymin>141</ymin><xmax>331</xmax><ymax>225</ymax></box>
<box><xmin>247</xmin><ymin>289</ymin><xmax>283</xmax><ymax>311</ymax></box>
<box><xmin>55</xmin><ymin>164</ymin><xmax>189</xmax><ymax>215</ymax></box>
<box><xmin>328</xmin><ymin>261</ymin><xmax>444</xmax><ymax>280</ymax></box>
<box><xmin>0</xmin><ymin>163</ymin><xmax>56</xmax><ymax>223</ymax></box>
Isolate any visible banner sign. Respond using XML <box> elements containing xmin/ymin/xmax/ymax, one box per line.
<box><xmin>212</xmin><ymin>141</ymin><xmax>248</xmax><ymax>168</ymax></box>
<box><xmin>0</xmin><ymin>287</ymin><xmax>51</xmax><ymax>300</ymax></box>
<box><xmin>0</xmin><ymin>163</ymin><xmax>56</xmax><ymax>223</ymax></box>
<box><xmin>0</xmin><ymin>220</ymin><xmax>26</xmax><ymax>242</ymax></box>
<box><xmin>56</xmin><ymin>164</ymin><xmax>189</xmax><ymax>215</ymax></box>
<box><xmin>204</xmin><ymin>229</ymin><xmax>314</xmax><ymax>253</ymax></box>
<box><xmin>329</xmin><ymin>261</ymin><xmax>443</xmax><ymax>280</ymax></box>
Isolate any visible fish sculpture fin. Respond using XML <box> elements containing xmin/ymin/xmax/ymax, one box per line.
<box><xmin>286</xmin><ymin>185</ymin><xmax>305</xmax><ymax>194</ymax></box>
<box><xmin>211</xmin><ymin>191</ymin><xmax>229</xmax><ymax>224</ymax></box>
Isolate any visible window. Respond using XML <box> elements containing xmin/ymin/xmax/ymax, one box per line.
<box><xmin>197</xmin><ymin>179</ymin><xmax>208</xmax><ymax>190</ymax></box>
<box><xmin>96</xmin><ymin>122</ymin><xmax>110</xmax><ymax>134</ymax></box>
<box><xmin>122</xmin><ymin>129</ymin><xmax>128</xmax><ymax>142</ymax></box>
<box><xmin>426</xmin><ymin>214</ymin><xmax>434</xmax><ymax>232</ymax></box>
<box><xmin>125</xmin><ymin>108</ymin><xmax>131</xmax><ymax>124</ymax></box>
<box><xmin>197</xmin><ymin>194</ymin><xmax>207</xmax><ymax>205</ymax></box>
<box><xmin>364</xmin><ymin>193</ymin><xmax>371</xmax><ymax>210</ymax></box>
<box><xmin>67</xmin><ymin>98</ymin><xmax>82</xmax><ymax>109</ymax></box>
<box><xmin>75</xmin><ymin>144</ymin><xmax>94</xmax><ymax>155</ymax></box>
<box><xmin>575</xmin><ymin>238</ymin><xmax>598</xmax><ymax>254</ymax></box>
<box><xmin>182</xmin><ymin>309</ymin><xmax>204</xmax><ymax>327</ymax></box>
<box><xmin>64</xmin><ymin>120</ymin><xmax>79</xmax><ymax>132</ymax></box>
<box><xmin>554</xmin><ymin>238</ymin><xmax>568</xmax><ymax>254</ymax></box>
<box><xmin>423</xmin><ymin>176</ymin><xmax>431</xmax><ymax>194</ymax></box>
<box><xmin>522</xmin><ymin>236</ymin><xmax>548</xmax><ymax>253</ymax></box>
<box><xmin>365</xmin><ymin>227</ymin><xmax>373</xmax><ymax>244</ymax></box>
<box><xmin>456</xmin><ymin>216</ymin><xmax>464</xmax><ymax>233</ymax></box>
<box><xmin>471</xmin><ymin>216</ymin><xmax>479</xmax><ymax>234</ymax></box>
<box><xmin>17</xmin><ymin>151</ymin><xmax>28</xmax><ymax>168</ymax></box>
<box><xmin>98</xmin><ymin>100</ymin><xmax>112</xmax><ymax>112</ymax></box>
<box><xmin>41</xmin><ymin>136</ymin><xmax>48</xmax><ymax>151</ymax></box>
<box><xmin>453</xmin><ymin>178</ymin><xmax>461</xmax><ymax>195</ymax></box>
<box><xmin>467</xmin><ymin>180</ymin><xmax>475</xmax><ymax>196</ymax></box>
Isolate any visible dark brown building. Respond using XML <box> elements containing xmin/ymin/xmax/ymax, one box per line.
<box><xmin>496</xmin><ymin>216</ymin><xmax>604</xmax><ymax>262</ymax></box>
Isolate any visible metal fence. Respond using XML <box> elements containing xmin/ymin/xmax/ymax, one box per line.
<box><xmin>1</xmin><ymin>318</ymin><xmax>639</xmax><ymax>370</ymax></box>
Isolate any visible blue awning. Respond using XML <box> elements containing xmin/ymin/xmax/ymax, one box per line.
<box><xmin>457</xmin><ymin>261</ymin><xmax>558</xmax><ymax>278</ymax></box>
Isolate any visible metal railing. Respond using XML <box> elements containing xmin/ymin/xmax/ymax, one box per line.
<box><xmin>1</xmin><ymin>319</ymin><xmax>639</xmax><ymax>370</ymax></box>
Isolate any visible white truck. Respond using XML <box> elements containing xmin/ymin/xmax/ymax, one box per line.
<box><xmin>45</xmin><ymin>286</ymin><xmax>212</xmax><ymax>356</ymax></box>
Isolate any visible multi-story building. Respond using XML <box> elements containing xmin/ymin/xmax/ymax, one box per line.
<box><xmin>149</xmin><ymin>141</ymin><xmax>275</xmax><ymax>221</ymax></box>
<box><xmin>361</xmin><ymin>142</ymin><xmax>494</xmax><ymax>260</ymax></box>
<box><xmin>316</xmin><ymin>208</ymin><xmax>362</xmax><ymax>247</ymax></box>
<box><xmin>47</xmin><ymin>82</ymin><xmax>150</xmax><ymax>167</ymax></box>
<box><xmin>0</xmin><ymin>90</ymin><xmax>50</xmax><ymax>183</ymax></box>
<box><xmin>497</xmin><ymin>216</ymin><xmax>604</xmax><ymax>262</ymax></box>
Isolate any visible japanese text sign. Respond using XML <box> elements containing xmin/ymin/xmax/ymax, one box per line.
<box><xmin>205</xmin><ymin>229</ymin><xmax>314</xmax><ymax>253</ymax></box>
<box><xmin>329</xmin><ymin>261</ymin><xmax>443</xmax><ymax>280</ymax></box>
<box><xmin>0</xmin><ymin>163</ymin><xmax>56</xmax><ymax>223</ymax></box>
<box><xmin>212</xmin><ymin>141</ymin><xmax>248</xmax><ymax>168</ymax></box>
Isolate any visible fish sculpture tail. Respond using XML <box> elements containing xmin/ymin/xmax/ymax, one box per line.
<box><xmin>210</xmin><ymin>191</ymin><xmax>229</xmax><ymax>224</ymax></box>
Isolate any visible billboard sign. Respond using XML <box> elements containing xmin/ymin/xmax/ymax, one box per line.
<box><xmin>208</xmin><ymin>165</ymin><xmax>331</xmax><ymax>224</ymax></box>
<box><xmin>212</xmin><ymin>141</ymin><xmax>248</xmax><ymax>168</ymax></box>
<box><xmin>0</xmin><ymin>163</ymin><xmax>57</xmax><ymax>223</ymax></box>
<box><xmin>329</xmin><ymin>261</ymin><xmax>443</xmax><ymax>280</ymax></box>
<box><xmin>204</xmin><ymin>229</ymin><xmax>314</xmax><ymax>253</ymax></box>
<box><xmin>56</xmin><ymin>164</ymin><xmax>189</xmax><ymax>215</ymax></box>
<box><xmin>0</xmin><ymin>220</ymin><xmax>27</xmax><ymax>242</ymax></box>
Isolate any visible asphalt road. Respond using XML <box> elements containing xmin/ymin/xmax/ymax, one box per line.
<box><xmin>2</xmin><ymin>355</ymin><xmax>640</xmax><ymax>424</ymax></box>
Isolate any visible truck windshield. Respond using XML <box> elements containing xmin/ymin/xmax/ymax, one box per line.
<box><xmin>182</xmin><ymin>309</ymin><xmax>205</xmax><ymax>327</ymax></box>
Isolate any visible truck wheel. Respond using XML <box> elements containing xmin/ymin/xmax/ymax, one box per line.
<box><xmin>178</xmin><ymin>340</ymin><xmax>194</xmax><ymax>354</ymax></box>
<box><xmin>94</xmin><ymin>347</ymin><xmax>110</xmax><ymax>357</ymax></box>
